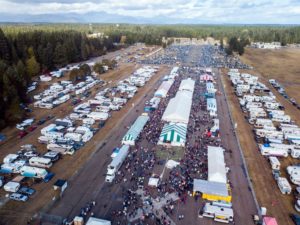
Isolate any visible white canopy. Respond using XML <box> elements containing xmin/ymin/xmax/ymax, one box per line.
<box><xmin>148</xmin><ymin>177</ymin><xmax>159</xmax><ymax>187</ymax></box>
<box><xmin>162</xmin><ymin>91</ymin><xmax>192</xmax><ymax>124</ymax></box>
<box><xmin>208</xmin><ymin>146</ymin><xmax>227</xmax><ymax>183</ymax></box>
<box><xmin>155</xmin><ymin>80</ymin><xmax>174</xmax><ymax>98</ymax></box>
<box><xmin>178</xmin><ymin>78</ymin><xmax>195</xmax><ymax>93</ymax></box>
<box><xmin>86</xmin><ymin>217</ymin><xmax>111</xmax><ymax>225</ymax></box>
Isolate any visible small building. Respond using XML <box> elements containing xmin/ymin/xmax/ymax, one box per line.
<box><xmin>193</xmin><ymin>179</ymin><xmax>232</xmax><ymax>203</ymax></box>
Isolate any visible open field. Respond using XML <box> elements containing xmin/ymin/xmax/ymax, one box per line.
<box><xmin>222</xmin><ymin>57</ymin><xmax>300</xmax><ymax>224</ymax></box>
<box><xmin>241</xmin><ymin>48</ymin><xmax>300</xmax><ymax>104</ymax></box>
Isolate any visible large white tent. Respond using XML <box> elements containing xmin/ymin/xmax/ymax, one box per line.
<box><xmin>154</xmin><ymin>80</ymin><xmax>174</xmax><ymax>98</ymax></box>
<box><xmin>208</xmin><ymin>146</ymin><xmax>227</xmax><ymax>183</ymax></box>
<box><xmin>162</xmin><ymin>91</ymin><xmax>192</xmax><ymax>124</ymax></box>
<box><xmin>179</xmin><ymin>78</ymin><xmax>195</xmax><ymax>93</ymax></box>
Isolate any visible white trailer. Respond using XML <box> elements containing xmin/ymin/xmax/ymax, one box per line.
<box><xmin>202</xmin><ymin>202</ymin><xmax>234</xmax><ymax>223</ymax></box>
<box><xmin>272</xmin><ymin>114</ymin><xmax>291</xmax><ymax>123</ymax></box>
<box><xmin>82</xmin><ymin>131</ymin><xmax>93</xmax><ymax>143</ymax></box>
<box><xmin>20</xmin><ymin>165</ymin><xmax>48</xmax><ymax>179</ymax></box>
<box><xmin>290</xmin><ymin>174</ymin><xmax>300</xmax><ymax>185</ymax></box>
<box><xmin>285</xmin><ymin>133</ymin><xmax>300</xmax><ymax>141</ymax></box>
<box><xmin>64</xmin><ymin>133</ymin><xmax>82</xmax><ymax>142</ymax></box>
<box><xmin>287</xmin><ymin>166</ymin><xmax>300</xmax><ymax>176</ymax></box>
<box><xmin>246</xmin><ymin>102</ymin><xmax>262</xmax><ymax>109</ymax></box>
<box><xmin>44</xmin><ymin>131</ymin><xmax>64</xmax><ymax>140</ymax></box>
<box><xmin>105</xmin><ymin>145</ymin><xmax>130</xmax><ymax>182</ymax></box>
<box><xmin>265</xmin><ymin>102</ymin><xmax>280</xmax><ymax>110</ymax></box>
<box><xmin>277</xmin><ymin>177</ymin><xmax>291</xmax><ymax>194</ymax></box>
<box><xmin>87</xmin><ymin>112</ymin><xmax>109</xmax><ymax>121</ymax></box>
<box><xmin>38</xmin><ymin>136</ymin><xmax>52</xmax><ymax>144</ymax></box>
<box><xmin>254</xmin><ymin>119</ymin><xmax>273</xmax><ymax>128</ymax></box>
<box><xmin>4</xmin><ymin>182</ymin><xmax>20</xmax><ymax>193</ymax></box>
<box><xmin>47</xmin><ymin>143</ymin><xmax>74</xmax><ymax>155</ymax></box>
<box><xmin>3</xmin><ymin>154</ymin><xmax>19</xmax><ymax>164</ymax></box>
<box><xmin>29</xmin><ymin>157</ymin><xmax>53</xmax><ymax>168</ymax></box>
<box><xmin>255</xmin><ymin>129</ymin><xmax>283</xmax><ymax>139</ymax></box>
<box><xmin>259</xmin><ymin>145</ymin><xmax>288</xmax><ymax>157</ymax></box>
<box><xmin>269</xmin><ymin>156</ymin><xmax>280</xmax><ymax>170</ymax></box>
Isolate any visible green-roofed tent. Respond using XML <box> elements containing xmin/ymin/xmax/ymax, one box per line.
<box><xmin>122</xmin><ymin>115</ymin><xmax>149</xmax><ymax>146</ymax></box>
<box><xmin>158</xmin><ymin>123</ymin><xmax>187</xmax><ymax>147</ymax></box>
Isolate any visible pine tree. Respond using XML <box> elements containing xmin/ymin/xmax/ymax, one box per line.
<box><xmin>26</xmin><ymin>55</ymin><xmax>40</xmax><ymax>77</ymax></box>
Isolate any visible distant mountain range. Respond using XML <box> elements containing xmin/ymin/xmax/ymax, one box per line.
<box><xmin>0</xmin><ymin>12</ymin><xmax>218</xmax><ymax>24</ymax></box>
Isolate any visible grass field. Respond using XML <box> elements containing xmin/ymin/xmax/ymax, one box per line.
<box><xmin>155</xmin><ymin>146</ymin><xmax>184</xmax><ymax>161</ymax></box>
<box><xmin>241</xmin><ymin>47</ymin><xmax>300</xmax><ymax>103</ymax></box>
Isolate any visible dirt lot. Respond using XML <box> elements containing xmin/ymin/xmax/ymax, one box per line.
<box><xmin>221</xmin><ymin>48</ymin><xmax>300</xmax><ymax>225</ymax></box>
<box><xmin>0</xmin><ymin>64</ymin><xmax>169</xmax><ymax>225</ymax></box>
<box><xmin>0</xmin><ymin>44</ymin><xmax>165</xmax><ymax>224</ymax></box>
<box><xmin>241</xmin><ymin>47</ymin><xmax>300</xmax><ymax>104</ymax></box>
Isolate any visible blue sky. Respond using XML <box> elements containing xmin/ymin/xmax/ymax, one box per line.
<box><xmin>0</xmin><ymin>0</ymin><xmax>300</xmax><ymax>24</ymax></box>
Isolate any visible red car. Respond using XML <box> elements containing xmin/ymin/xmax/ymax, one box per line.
<box><xmin>28</xmin><ymin>126</ymin><xmax>37</xmax><ymax>132</ymax></box>
<box><xmin>18</xmin><ymin>131</ymin><xmax>28</xmax><ymax>138</ymax></box>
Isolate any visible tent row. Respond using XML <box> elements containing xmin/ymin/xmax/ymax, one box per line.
<box><xmin>122</xmin><ymin>114</ymin><xmax>149</xmax><ymax>146</ymax></box>
<box><xmin>159</xmin><ymin>78</ymin><xmax>195</xmax><ymax>147</ymax></box>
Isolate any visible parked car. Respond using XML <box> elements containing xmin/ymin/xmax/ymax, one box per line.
<box><xmin>24</xmin><ymin>151</ymin><xmax>39</xmax><ymax>158</ymax></box>
<box><xmin>37</xmin><ymin>118</ymin><xmax>46</xmax><ymax>125</ymax></box>
<box><xmin>28</xmin><ymin>125</ymin><xmax>37</xmax><ymax>132</ymax></box>
<box><xmin>18</xmin><ymin>187</ymin><xmax>36</xmax><ymax>196</ymax></box>
<box><xmin>0</xmin><ymin>176</ymin><xmax>4</xmax><ymax>187</ymax></box>
<box><xmin>9</xmin><ymin>193</ymin><xmax>28</xmax><ymax>202</ymax></box>
<box><xmin>291</xmin><ymin>214</ymin><xmax>300</xmax><ymax>225</ymax></box>
<box><xmin>43</xmin><ymin>172</ymin><xmax>55</xmax><ymax>183</ymax></box>
<box><xmin>18</xmin><ymin>131</ymin><xmax>28</xmax><ymax>139</ymax></box>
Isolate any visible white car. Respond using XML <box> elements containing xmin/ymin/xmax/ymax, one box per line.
<box><xmin>9</xmin><ymin>193</ymin><xmax>28</xmax><ymax>202</ymax></box>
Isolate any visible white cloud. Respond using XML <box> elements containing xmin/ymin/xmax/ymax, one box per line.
<box><xmin>0</xmin><ymin>0</ymin><xmax>300</xmax><ymax>23</ymax></box>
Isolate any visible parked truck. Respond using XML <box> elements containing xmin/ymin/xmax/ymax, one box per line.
<box><xmin>105</xmin><ymin>145</ymin><xmax>130</xmax><ymax>182</ymax></box>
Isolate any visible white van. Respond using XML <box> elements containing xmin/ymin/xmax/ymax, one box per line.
<box><xmin>202</xmin><ymin>202</ymin><xmax>234</xmax><ymax>223</ymax></box>
<box><xmin>29</xmin><ymin>157</ymin><xmax>53</xmax><ymax>168</ymax></box>
<box><xmin>4</xmin><ymin>181</ymin><xmax>20</xmax><ymax>193</ymax></box>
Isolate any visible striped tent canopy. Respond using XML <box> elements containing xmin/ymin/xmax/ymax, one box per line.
<box><xmin>158</xmin><ymin>123</ymin><xmax>187</xmax><ymax>147</ymax></box>
<box><xmin>122</xmin><ymin>115</ymin><xmax>149</xmax><ymax>145</ymax></box>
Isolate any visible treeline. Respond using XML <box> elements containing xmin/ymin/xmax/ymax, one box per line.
<box><xmin>2</xmin><ymin>24</ymin><xmax>300</xmax><ymax>44</ymax></box>
<box><xmin>0</xmin><ymin>28</ymin><xmax>117</xmax><ymax>128</ymax></box>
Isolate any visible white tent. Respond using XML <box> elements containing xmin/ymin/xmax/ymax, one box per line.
<box><xmin>208</xmin><ymin>146</ymin><xmax>227</xmax><ymax>183</ymax></box>
<box><xmin>86</xmin><ymin>217</ymin><xmax>111</xmax><ymax>225</ymax></box>
<box><xmin>155</xmin><ymin>80</ymin><xmax>174</xmax><ymax>98</ymax></box>
<box><xmin>162</xmin><ymin>91</ymin><xmax>192</xmax><ymax>124</ymax></box>
<box><xmin>122</xmin><ymin>115</ymin><xmax>149</xmax><ymax>145</ymax></box>
<box><xmin>178</xmin><ymin>78</ymin><xmax>195</xmax><ymax>93</ymax></box>
<box><xmin>148</xmin><ymin>177</ymin><xmax>159</xmax><ymax>187</ymax></box>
